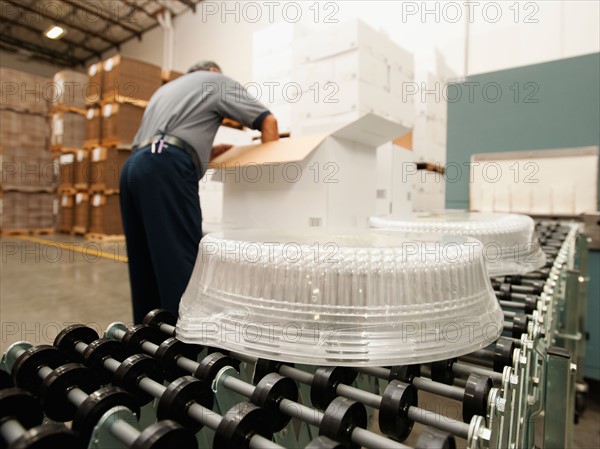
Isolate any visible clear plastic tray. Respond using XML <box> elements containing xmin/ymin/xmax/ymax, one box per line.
<box><xmin>177</xmin><ymin>229</ymin><xmax>503</xmax><ymax>366</ymax></box>
<box><xmin>369</xmin><ymin>211</ymin><xmax>546</xmax><ymax>276</ymax></box>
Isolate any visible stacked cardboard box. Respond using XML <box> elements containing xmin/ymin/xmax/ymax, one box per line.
<box><xmin>72</xmin><ymin>191</ymin><xmax>90</xmax><ymax>235</ymax></box>
<box><xmin>161</xmin><ymin>69</ymin><xmax>184</xmax><ymax>85</ymax></box>
<box><xmin>88</xmin><ymin>192</ymin><xmax>123</xmax><ymax>236</ymax></box>
<box><xmin>57</xmin><ymin>192</ymin><xmax>74</xmax><ymax>233</ymax></box>
<box><xmin>85</xmin><ymin>106</ymin><xmax>102</xmax><ymax>148</ymax></box>
<box><xmin>101</xmin><ymin>103</ymin><xmax>144</xmax><ymax>147</ymax></box>
<box><xmin>102</xmin><ymin>55</ymin><xmax>162</xmax><ymax>103</ymax></box>
<box><xmin>0</xmin><ymin>68</ymin><xmax>56</xmax><ymax>234</ymax></box>
<box><xmin>89</xmin><ymin>146</ymin><xmax>130</xmax><ymax>192</ymax></box>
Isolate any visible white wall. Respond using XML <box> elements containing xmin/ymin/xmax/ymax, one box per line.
<box><xmin>119</xmin><ymin>1</ymin><xmax>599</xmax><ymax>82</ymax></box>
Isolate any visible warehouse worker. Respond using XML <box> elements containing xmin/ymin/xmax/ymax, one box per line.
<box><xmin>121</xmin><ymin>60</ymin><xmax>278</xmax><ymax>324</ymax></box>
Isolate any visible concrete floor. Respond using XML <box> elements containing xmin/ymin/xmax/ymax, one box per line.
<box><xmin>1</xmin><ymin>234</ymin><xmax>599</xmax><ymax>448</ymax></box>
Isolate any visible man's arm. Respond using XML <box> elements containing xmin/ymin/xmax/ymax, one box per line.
<box><xmin>260</xmin><ymin>114</ymin><xmax>279</xmax><ymax>143</ymax></box>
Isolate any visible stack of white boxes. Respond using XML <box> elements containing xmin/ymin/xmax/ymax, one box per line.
<box><xmin>290</xmin><ymin>19</ymin><xmax>414</xmax><ymax>136</ymax></box>
<box><xmin>411</xmin><ymin>52</ymin><xmax>456</xmax><ymax>212</ymax></box>
<box><xmin>248</xmin><ymin>20</ymin><xmax>416</xmax><ymax>222</ymax></box>
<box><xmin>252</xmin><ymin>23</ymin><xmax>308</xmax><ymax>134</ymax></box>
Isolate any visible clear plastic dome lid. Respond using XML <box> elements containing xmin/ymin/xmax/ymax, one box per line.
<box><xmin>369</xmin><ymin>211</ymin><xmax>546</xmax><ymax>276</ymax></box>
<box><xmin>177</xmin><ymin>229</ymin><xmax>503</xmax><ymax>366</ymax></box>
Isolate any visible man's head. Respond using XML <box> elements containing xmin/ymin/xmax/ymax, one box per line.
<box><xmin>188</xmin><ymin>61</ymin><xmax>222</xmax><ymax>74</ymax></box>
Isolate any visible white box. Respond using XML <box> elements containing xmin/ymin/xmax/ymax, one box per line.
<box><xmin>212</xmin><ymin>114</ymin><xmax>410</xmax><ymax>228</ymax></box>
<box><xmin>293</xmin><ymin>19</ymin><xmax>389</xmax><ymax>64</ymax></box>
<box><xmin>375</xmin><ymin>142</ymin><xmax>414</xmax><ymax>216</ymax></box>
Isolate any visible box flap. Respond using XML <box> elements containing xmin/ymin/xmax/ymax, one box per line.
<box><xmin>330</xmin><ymin>113</ymin><xmax>410</xmax><ymax>147</ymax></box>
<box><xmin>211</xmin><ymin>133</ymin><xmax>328</xmax><ymax>169</ymax></box>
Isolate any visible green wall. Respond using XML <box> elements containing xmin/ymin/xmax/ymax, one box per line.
<box><xmin>446</xmin><ymin>53</ymin><xmax>600</xmax><ymax>380</ymax></box>
<box><xmin>446</xmin><ymin>52</ymin><xmax>600</xmax><ymax>210</ymax></box>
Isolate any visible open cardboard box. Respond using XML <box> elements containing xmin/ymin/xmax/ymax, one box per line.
<box><xmin>210</xmin><ymin>113</ymin><xmax>410</xmax><ymax>228</ymax></box>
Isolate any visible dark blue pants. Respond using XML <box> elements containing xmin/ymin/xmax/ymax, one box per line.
<box><xmin>120</xmin><ymin>145</ymin><xmax>202</xmax><ymax>324</ymax></box>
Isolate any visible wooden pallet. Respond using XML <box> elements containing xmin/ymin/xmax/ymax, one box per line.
<box><xmin>85</xmin><ymin>233</ymin><xmax>125</xmax><ymax>242</ymax></box>
<box><xmin>98</xmin><ymin>141</ymin><xmax>134</xmax><ymax>150</ymax></box>
<box><xmin>50</xmin><ymin>104</ymin><xmax>87</xmax><ymax>116</ymax></box>
<box><xmin>416</xmin><ymin>162</ymin><xmax>445</xmax><ymax>174</ymax></box>
<box><xmin>72</xmin><ymin>226</ymin><xmax>87</xmax><ymax>236</ymax></box>
<box><xmin>51</xmin><ymin>146</ymin><xmax>83</xmax><ymax>154</ymax></box>
<box><xmin>89</xmin><ymin>184</ymin><xmax>120</xmax><ymax>194</ymax></box>
<box><xmin>101</xmin><ymin>94</ymin><xmax>148</xmax><ymax>109</ymax></box>
<box><xmin>84</xmin><ymin>140</ymin><xmax>100</xmax><ymax>150</ymax></box>
<box><xmin>58</xmin><ymin>186</ymin><xmax>76</xmax><ymax>195</ymax></box>
<box><xmin>1</xmin><ymin>228</ymin><xmax>55</xmax><ymax>237</ymax></box>
<box><xmin>74</xmin><ymin>183</ymin><xmax>89</xmax><ymax>191</ymax></box>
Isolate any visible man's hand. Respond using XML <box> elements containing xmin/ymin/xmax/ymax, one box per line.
<box><xmin>210</xmin><ymin>143</ymin><xmax>233</xmax><ymax>160</ymax></box>
<box><xmin>260</xmin><ymin>114</ymin><xmax>279</xmax><ymax>143</ymax></box>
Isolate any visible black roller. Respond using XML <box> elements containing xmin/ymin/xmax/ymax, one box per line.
<box><xmin>319</xmin><ymin>397</ymin><xmax>367</xmax><ymax>449</ymax></box>
<box><xmin>121</xmin><ymin>325</ymin><xmax>166</xmax><ymax>355</ymax></box>
<box><xmin>72</xmin><ymin>386</ymin><xmax>140</xmax><ymax>443</ymax></box>
<box><xmin>40</xmin><ymin>363</ymin><xmax>102</xmax><ymax>422</ymax></box>
<box><xmin>462</xmin><ymin>373</ymin><xmax>492</xmax><ymax>422</ymax></box>
<box><xmin>0</xmin><ymin>387</ymin><xmax>44</xmax><ymax>429</ymax></box>
<box><xmin>389</xmin><ymin>365</ymin><xmax>421</xmax><ymax>383</ymax></box>
<box><xmin>9</xmin><ymin>423</ymin><xmax>82</xmax><ymax>449</ymax></box>
<box><xmin>130</xmin><ymin>420</ymin><xmax>197</xmax><ymax>449</ymax></box>
<box><xmin>379</xmin><ymin>380</ymin><xmax>418</xmax><ymax>442</ymax></box>
<box><xmin>12</xmin><ymin>345</ymin><xmax>67</xmax><ymax>395</ymax></box>
<box><xmin>156</xmin><ymin>376</ymin><xmax>214</xmax><ymax>433</ymax></box>
<box><xmin>430</xmin><ymin>359</ymin><xmax>456</xmax><ymax>385</ymax></box>
<box><xmin>252</xmin><ymin>358</ymin><xmax>292</xmax><ymax>385</ymax></box>
<box><xmin>511</xmin><ymin>314</ymin><xmax>529</xmax><ymax>338</ymax></box>
<box><xmin>81</xmin><ymin>338</ymin><xmax>126</xmax><ymax>384</ymax></box>
<box><xmin>250</xmin><ymin>372</ymin><xmax>298</xmax><ymax>432</ymax></box>
<box><xmin>155</xmin><ymin>338</ymin><xmax>203</xmax><ymax>381</ymax></box>
<box><xmin>0</xmin><ymin>369</ymin><xmax>13</xmax><ymax>389</ymax></box>
<box><xmin>310</xmin><ymin>367</ymin><xmax>358</xmax><ymax>410</ymax></box>
<box><xmin>54</xmin><ymin>325</ymin><xmax>99</xmax><ymax>361</ymax></box>
<box><xmin>493</xmin><ymin>338</ymin><xmax>515</xmax><ymax>372</ymax></box>
<box><xmin>194</xmin><ymin>352</ymin><xmax>239</xmax><ymax>384</ymax></box>
<box><xmin>142</xmin><ymin>309</ymin><xmax>176</xmax><ymax>329</ymax></box>
<box><xmin>213</xmin><ymin>402</ymin><xmax>272</xmax><ymax>449</ymax></box>
<box><xmin>114</xmin><ymin>354</ymin><xmax>164</xmax><ymax>406</ymax></box>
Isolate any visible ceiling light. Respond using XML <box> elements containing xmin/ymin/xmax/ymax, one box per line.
<box><xmin>45</xmin><ymin>26</ymin><xmax>65</xmax><ymax>40</ymax></box>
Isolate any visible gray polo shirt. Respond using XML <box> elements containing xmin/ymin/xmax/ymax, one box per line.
<box><xmin>133</xmin><ymin>71</ymin><xmax>270</xmax><ymax>178</ymax></box>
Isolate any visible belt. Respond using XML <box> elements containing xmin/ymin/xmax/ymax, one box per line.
<box><xmin>134</xmin><ymin>134</ymin><xmax>201</xmax><ymax>171</ymax></box>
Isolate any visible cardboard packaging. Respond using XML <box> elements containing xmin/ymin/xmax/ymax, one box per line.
<box><xmin>58</xmin><ymin>192</ymin><xmax>74</xmax><ymax>232</ymax></box>
<box><xmin>73</xmin><ymin>149</ymin><xmax>90</xmax><ymax>189</ymax></box>
<box><xmin>2</xmin><ymin>190</ymin><xmax>55</xmax><ymax>231</ymax></box>
<box><xmin>51</xmin><ymin>111</ymin><xmax>86</xmax><ymax>148</ymax></box>
<box><xmin>51</xmin><ymin>70</ymin><xmax>89</xmax><ymax>109</ymax></box>
<box><xmin>86</xmin><ymin>62</ymin><xmax>103</xmax><ymax>105</ymax></box>
<box><xmin>85</xmin><ymin>106</ymin><xmax>102</xmax><ymax>147</ymax></box>
<box><xmin>211</xmin><ymin>114</ymin><xmax>410</xmax><ymax>228</ymax></box>
<box><xmin>73</xmin><ymin>191</ymin><xmax>90</xmax><ymax>233</ymax></box>
<box><xmin>161</xmin><ymin>69</ymin><xmax>184</xmax><ymax>84</ymax></box>
<box><xmin>0</xmin><ymin>110</ymin><xmax>49</xmax><ymax>151</ymax></box>
<box><xmin>89</xmin><ymin>192</ymin><xmax>123</xmax><ymax>235</ymax></box>
<box><xmin>0</xmin><ymin>68</ymin><xmax>50</xmax><ymax>114</ymax></box>
<box><xmin>102</xmin><ymin>55</ymin><xmax>162</xmax><ymax>102</ymax></box>
<box><xmin>101</xmin><ymin>103</ymin><xmax>144</xmax><ymax>146</ymax></box>
<box><xmin>57</xmin><ymin>153</ymin><xmax>75</xmax><ymax>190</ymax></box>
<box><xmin>89</xmin><ymin>147</ymin><xmax>130</xmax><ymax>192</ymax></box>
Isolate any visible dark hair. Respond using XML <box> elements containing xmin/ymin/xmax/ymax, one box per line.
<box><xmin>188</xmin><ymin>61</ymin><xmax>222</xmax><ymax>73</ymax></box>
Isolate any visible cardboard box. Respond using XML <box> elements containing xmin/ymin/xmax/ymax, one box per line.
<box><xmin>85</xmin><ymin>106</ymin><xmax>102</xmax><ymax>147</ymax></box>
<box><xmin>89</xmin><ymin>147</ymin><xmax>130</xmax><ymax>192</ymax></box>
<box><xmin>73</xmin><ymin>191</ymin><xmax>90</xmax><ymax>233</ymax></box>
<box><xmin>58</xmin><ymin>192</ymin><xmax>74</xmax><ymax>232</ymax></box>
<box><xmin>58</xmin><ymin>152</ymin><xmax>75</xmax><ymax>189</ymax></box>
<box><xmin>102</xmin><ymin>55</ymin><xmax>162</xmax><ymax>102</ymax></box>
<box><xmin>2</xmin><ymin>190</ymin><xmax>55</xmax><ymax>231</ymax></box>
<box><xmin>1</xmin><ymin>152</ymin><xmax>55</xmax><ymax>190</ymax></box>
<box><xmin>212</xmin><ymin>114</ymin><xmax>409</xmax><ymax>228</ymax></box>
<box><xmin>73</xmin><ymin>149</ymin><xmax>90</xmax><ymax>189</ymax></box>
<box><xmin>161</xmin><ymin>69</ymin><xmax>184</xmax><ymax>84</ymax></box>
<box><xmin>51</xmin><ymin>70</ymin><xmax>89</xmax><ymax>108</ymax></box>
<box><xmin>0</xmin><ymin>68</ymin><xmax>50</xmax><ymax>114</ymax></box>
<box><xmin>86</xmin><ymin>62</ymin><xmax>103</xmax><ymax>105</ymax></box>
<box><xmin>0</xmin><ymin>110</ymin><xmax>49</xmax><ymax>151</ymax></box>
<box><xmin>89</xmin><ymin>192</ymin><xmax>123</xmax><ymax>235</ymax></box>
<box><xmin>101</xmin><ymin>103</ymin><xmax>144</xmax><ymax>146</ymax></box>
<box><xmin>51</xmin><ymin>111</ymin><xmax>86</xmax><ymax>148</ymax></box>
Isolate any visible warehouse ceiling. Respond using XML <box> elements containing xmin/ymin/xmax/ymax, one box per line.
<box><xmin>0</xmin><ymin>0</ymin><xmax>202</xmax><ymax>68</ymax></box>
